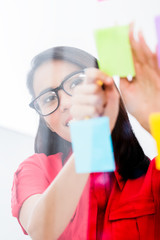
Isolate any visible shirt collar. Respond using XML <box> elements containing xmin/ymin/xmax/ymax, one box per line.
<box><xmin>114</xmin><ymin>170</ymin><xmax>126</xmax><ymax>190</ymax></box>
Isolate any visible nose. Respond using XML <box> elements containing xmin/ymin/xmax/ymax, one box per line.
<box><xmin>59</xmin><ymin>91</ymin><xmax>71</xmax><ymax>112</ymax></box>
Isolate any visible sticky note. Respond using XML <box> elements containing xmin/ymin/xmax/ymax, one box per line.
<box><xmin>94</xmin><ymin>25</ymin><xmax>135</xmax><ymax>77</ymax></box>
<box><xmin>70</xmin><ymin>117</ymin><xmax>115</xmax><ymax>173</ymax></box>
<box><xmin>155</xmin><ymin>16</ymin><xmax>160</xmax><ymax>68</ymax></box>
<box><xmin>149</xmin><ymin>113</ymin><xmax>160</xmax><ymax>170</ymax></box>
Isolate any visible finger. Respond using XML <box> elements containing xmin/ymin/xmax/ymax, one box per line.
<box><xmin>129</xmin><ymin>22</ymin><xmax>135</xmax><ymax>42</ymax></box>
<box><xmin>129</xmin><ymin>24</ymin><xmax>148</xmax><ymax>64</ymax></box>
<box><xmin>72</xmin><ymin>87</ymin><xmax>106</xmax><ymax>117</ymax></box>
<box><xmin>105</xmin><ymin>81</ymin><xmax>120</xmax><ymax>102</ymax></box>
<box><xmin>130</xmin><ymin>35</ymin><xmax>146</xmax><ymax>64</ymax></box>
<box><xmin>84</xmin><ymin>68</ymin><xmax>113</xmax><ymax>86</ymax></box>
<box><xmin>72</xmin><ymin>93</ymin><xmax>105</xmax><ymax>108</ymax></box>
<box><xmin>70</xmin><ymin>105</ymin><xmax>100</xmax><ymax>120</ymax></box>
<box><xmin>129</xmin><ymin>25</ymin><xmax>159</xmax><ymax>72</ymax></box>
<box><xmin>119</xmin><ymin>77</ymin><xmax>131</xmax><ymax>92</ymax></box>
<box><xmin>129</xmin><ymin>23</ymin><xmax>140</xmax><ymax>60</ymax></box>
<box><xmin>73</xmin><ymin>83</ymin><xmax>101</xmax><ymax>95</ymax></box>
<box><xmin>138</xmin><ymin>31</ymin><xmax>158</xmax><ymax>69</ymax></box>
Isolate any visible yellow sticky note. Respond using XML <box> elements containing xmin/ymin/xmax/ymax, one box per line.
<box><xmin>149</xmin><ymin>113</ymin><xmax>160</xmax><ymax>170</ymax></box>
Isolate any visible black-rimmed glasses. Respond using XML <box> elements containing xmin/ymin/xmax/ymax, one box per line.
<box><xmin>29</xmin><ymin>70</ymin><xmax>85</xmax><ymax>116</ymax></box>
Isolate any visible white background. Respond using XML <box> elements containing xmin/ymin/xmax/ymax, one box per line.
<box><xmin>0</xmin><ymin>0</ymin><xmax>160</xmax><ymax>239</ymax></box>
<box><xmin>0</xmin><ymin>0</ymin><xmax>159</xmax><ymax>136</ymax></box>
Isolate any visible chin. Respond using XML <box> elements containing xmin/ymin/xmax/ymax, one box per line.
<box><xmin>59</xmin><ymin>130</ymin><xmax>71</xmax><ymax>143</ymax></box>
<box><xmin>64</xmin><ymin>135</ymin><xmax>71</xmax><ymax>143</ymax></box>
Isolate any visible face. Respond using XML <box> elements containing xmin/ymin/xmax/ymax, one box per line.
<box><xmin>33</xmin><ymin>60</ymin><xmax>81</xmax><ymax>142</ymax></box>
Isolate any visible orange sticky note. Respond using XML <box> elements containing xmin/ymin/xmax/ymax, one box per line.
<box><xmin>149</xmin><ymin>113</ymin><xmax>160</xmax><ymax>170</ymax></box>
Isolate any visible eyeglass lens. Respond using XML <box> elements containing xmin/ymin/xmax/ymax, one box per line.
<box><xmin>34</xmin><ymin>72</ymin><xmax>85</xmax><ymax>116</ymax></box>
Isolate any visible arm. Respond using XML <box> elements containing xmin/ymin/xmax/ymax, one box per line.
<box><xmin>120</xmin><ymin>24</ymin><xmax>160</xmax><ymax>133</ymax></box>
<box><xmin>19</xmin><ymin>154</ymin><xmax>89</xmax><ymax>240</ymax></box>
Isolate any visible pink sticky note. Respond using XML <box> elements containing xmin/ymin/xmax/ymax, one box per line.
<box><xmin>155</xmin><ymin>16</ymin><xmax>160</xmax><ymax>68</ymax></box>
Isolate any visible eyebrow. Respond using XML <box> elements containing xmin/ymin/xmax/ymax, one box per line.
<box><xmin>38</xmin><ymin>87</ymin><xmax>55</xmax><ymax>97</ymax></box>
<box><xmin>37</xmin><ymin>70</ymin><xmax>84</xmax><ymax>97</ymax></box>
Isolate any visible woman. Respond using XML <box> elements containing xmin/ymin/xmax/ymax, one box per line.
<box><xmin>11</xmin><ymin>46</ymin><xmax>155</xmax><ymax>240</ymax></box>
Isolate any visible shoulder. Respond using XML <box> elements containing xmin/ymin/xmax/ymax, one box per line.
<box><xmin>15</xmin><ymin>152</ymin><xmax>64</xmax><ymax>184</ymax></box>
<box><xmin>140</xmin><ymin>158</ymin><xmax>160</xmax><ymax>183</ymax></box>
<box><xmin>11</xmin><ymin>153</ymin><xmax>63</xmax><ymax>217</ymax></box>
<box><xmin>19</xmin><ymin>152</ymin><xmax>63</xmax><ymax>166</ymax></box>
<box><xmin>149</xmin><ymin>158</ymin><xmax>160</xmax><ymax>188</ymax></box>
<box><xmin>16</xmin><ymin>152</ymin><xmax>63</xmax><ymax>173</ymax></box>
<box><xmin>147</xmin><ymin>158</ymin><xmax>159</xmax><ymax>176</ymax></box>
<box><xmin>140</xmin><ymin>158</ymin><xmax>160</xmax><ymax>196</ymax></box>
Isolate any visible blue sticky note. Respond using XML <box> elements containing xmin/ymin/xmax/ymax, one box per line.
<box><xmin>70</xmin><ymin>117</ymin><xmax>115</xmax><ymax>173</ymax></box>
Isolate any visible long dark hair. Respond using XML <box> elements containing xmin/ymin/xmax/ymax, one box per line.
<box><xmin>27</xmin><ymin>46</ymin><xmax>150</xmax><ymax>180</ymax></box>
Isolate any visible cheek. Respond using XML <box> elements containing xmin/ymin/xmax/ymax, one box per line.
<box><xmin>44</xmin><ymin>113</ymin><xmax>60</xmax><ymax>132</ymax></box>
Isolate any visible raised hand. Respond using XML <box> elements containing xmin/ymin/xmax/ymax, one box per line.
<box><xmin>120</xmin><ymin>24</ymin><xmax>160</xmax><ymax>132</ymax></box>
<box><xmin>70</xmin><ymin>68</ymin><xmax>120</xmax><ymax>132</ymax></box>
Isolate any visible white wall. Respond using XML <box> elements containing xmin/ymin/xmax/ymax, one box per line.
<box><xmin>0</xmin><ymin>0</ymin><xmax>159</xmax><ymax>136</ymax></box>
<box><xmin>0</xmin><ymin>127</ymin><xmax>34</xmax><ymax>239</ymax></box>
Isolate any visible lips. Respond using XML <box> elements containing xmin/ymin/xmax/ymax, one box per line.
<box><xmin>65</xmin><ymin>117</ymin><xmax>73</xmax><ymax>127</ymax></box>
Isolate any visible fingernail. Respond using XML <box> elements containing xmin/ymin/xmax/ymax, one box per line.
<box><xmin>127</xmin><ymin>75</ymin><xmax>133</xmax><ymax>81</ymax></box>
<box><xmin>106</xmin><ymin>77</ymin><xmax>112</xmax><ymax>83</ymax></box>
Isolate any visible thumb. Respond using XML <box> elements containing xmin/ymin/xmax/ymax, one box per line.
<box><xmin>119</xmin><ymin>77</ymin><xmax>131</xmax><ymax>92</ymax></box>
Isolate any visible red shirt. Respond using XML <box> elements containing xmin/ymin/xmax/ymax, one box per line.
<box><xmin>11</xmin><ymin>153</ymin><xmax>160</xmax><ymax>239</ymax></box>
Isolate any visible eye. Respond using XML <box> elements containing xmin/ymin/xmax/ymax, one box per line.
<box><xmin>63</xmin><ymin>72</ymin><xmax>85</xmax><ymax>95</ymax></box>
<box><xmin>44</xmin><ymin>95</ymin><xmax>56</xmax><ymax>103</ymax></box>
<box><xmin>39</xmin><ymin>91</ymin><xmax>57</xmax><ymax>106</ymax></box>
<box><xmin>69</xmin><ymin>77</ymin><xmax>83</xmax><ymax>89</ymax></box>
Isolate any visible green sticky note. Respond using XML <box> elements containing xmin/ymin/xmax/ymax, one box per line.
<box><xmin>94</xmin><ymin>25</ymin><xmax>135</xmax><ymax>77</ymax></box>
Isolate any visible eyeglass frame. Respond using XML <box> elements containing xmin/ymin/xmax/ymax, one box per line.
<box><xmin>29</xmin><ymin>70</ymin><xmax>85</xmax><ymax>116</ymax></box>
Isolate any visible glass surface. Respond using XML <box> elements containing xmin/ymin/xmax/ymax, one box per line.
<box><xmin>0</xmin><ymin>1</ymin><xmax>158</xmax><ymax>240</ymax></box>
